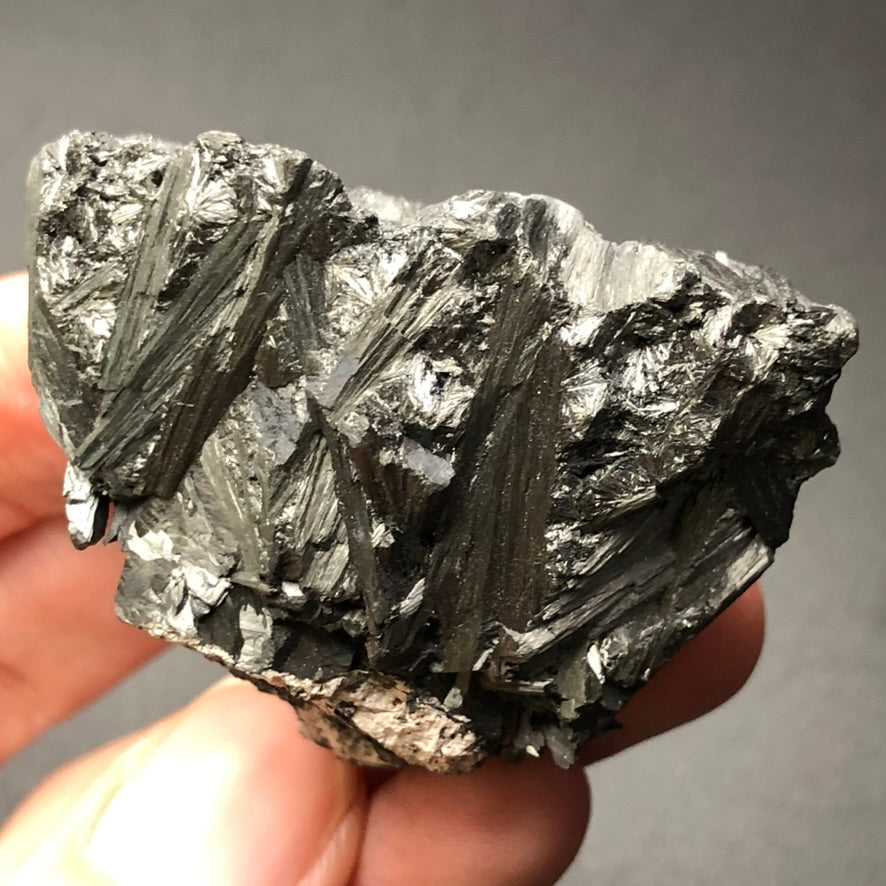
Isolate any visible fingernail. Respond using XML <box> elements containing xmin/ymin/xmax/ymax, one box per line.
<box><xmin>81</xmin><ymin>680</ymin><xmax>363</xmax><ymax>886</ymax></box>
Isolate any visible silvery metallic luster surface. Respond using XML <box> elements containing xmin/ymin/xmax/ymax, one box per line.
<box><xmin>26</xmin><ymin>131</ymin><xmax>857</xmax><ymax>772</ymax></box>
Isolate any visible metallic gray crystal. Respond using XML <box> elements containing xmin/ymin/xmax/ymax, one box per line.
<box><xmin>27</xmin><ymin>131</ymin><xmax>858</xmax><ymax>771</ymax></box>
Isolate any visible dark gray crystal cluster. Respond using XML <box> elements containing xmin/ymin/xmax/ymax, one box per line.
<box><xmin>27</xmin><ymin>132</ymin><xmax>857</xmax><ymax>771</ymax></box>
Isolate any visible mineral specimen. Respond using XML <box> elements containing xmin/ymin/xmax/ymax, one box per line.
<box><xmin>26</xmin><ymin>131</ymin><xmax>857</xmax><ymax>772</ymax></box>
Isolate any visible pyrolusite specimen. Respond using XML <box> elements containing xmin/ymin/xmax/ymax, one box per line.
<box><xmin>27</xmin><ymin>132</ymin><xmax>857</xmax><ymax>772</ymax></box>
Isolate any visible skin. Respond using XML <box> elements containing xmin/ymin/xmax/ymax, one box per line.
<box><xmin>0</xmin><ymin>272</ymin><xmax>765</xmax><ymax>885</ymax></box>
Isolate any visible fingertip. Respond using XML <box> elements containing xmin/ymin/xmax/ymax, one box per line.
<box><xmin>353</xmin><ymin>754</ymin><xmax>590</xmax><ymax>886</ymax></box>
<box><xmin>688</xmin><ymin>581</ymin><xmax>766</xmax><ymax>703</ymax></box>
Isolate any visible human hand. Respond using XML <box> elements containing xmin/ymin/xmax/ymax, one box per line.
<box><xmin>0</xmin><ymin>271</ymin><xmax>764</xmax><ymax>885</ymax></box>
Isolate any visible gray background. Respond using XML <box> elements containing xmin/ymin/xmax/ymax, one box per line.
<box><xmin>0</xmin><ymin>1</ymin><xmax>883</xmax><ymax>883</ymax></box>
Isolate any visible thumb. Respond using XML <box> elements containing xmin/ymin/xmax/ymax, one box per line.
<box><xmin>0</xmin><ymin>679</ymin><xmax>367</xmax><ymax>886</ymax></box>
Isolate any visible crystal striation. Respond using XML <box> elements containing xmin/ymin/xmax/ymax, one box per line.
<box><xmin>26</xmin><ymin>132</ymin><xmax>858</xmax><ymax>771</ymax></box>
